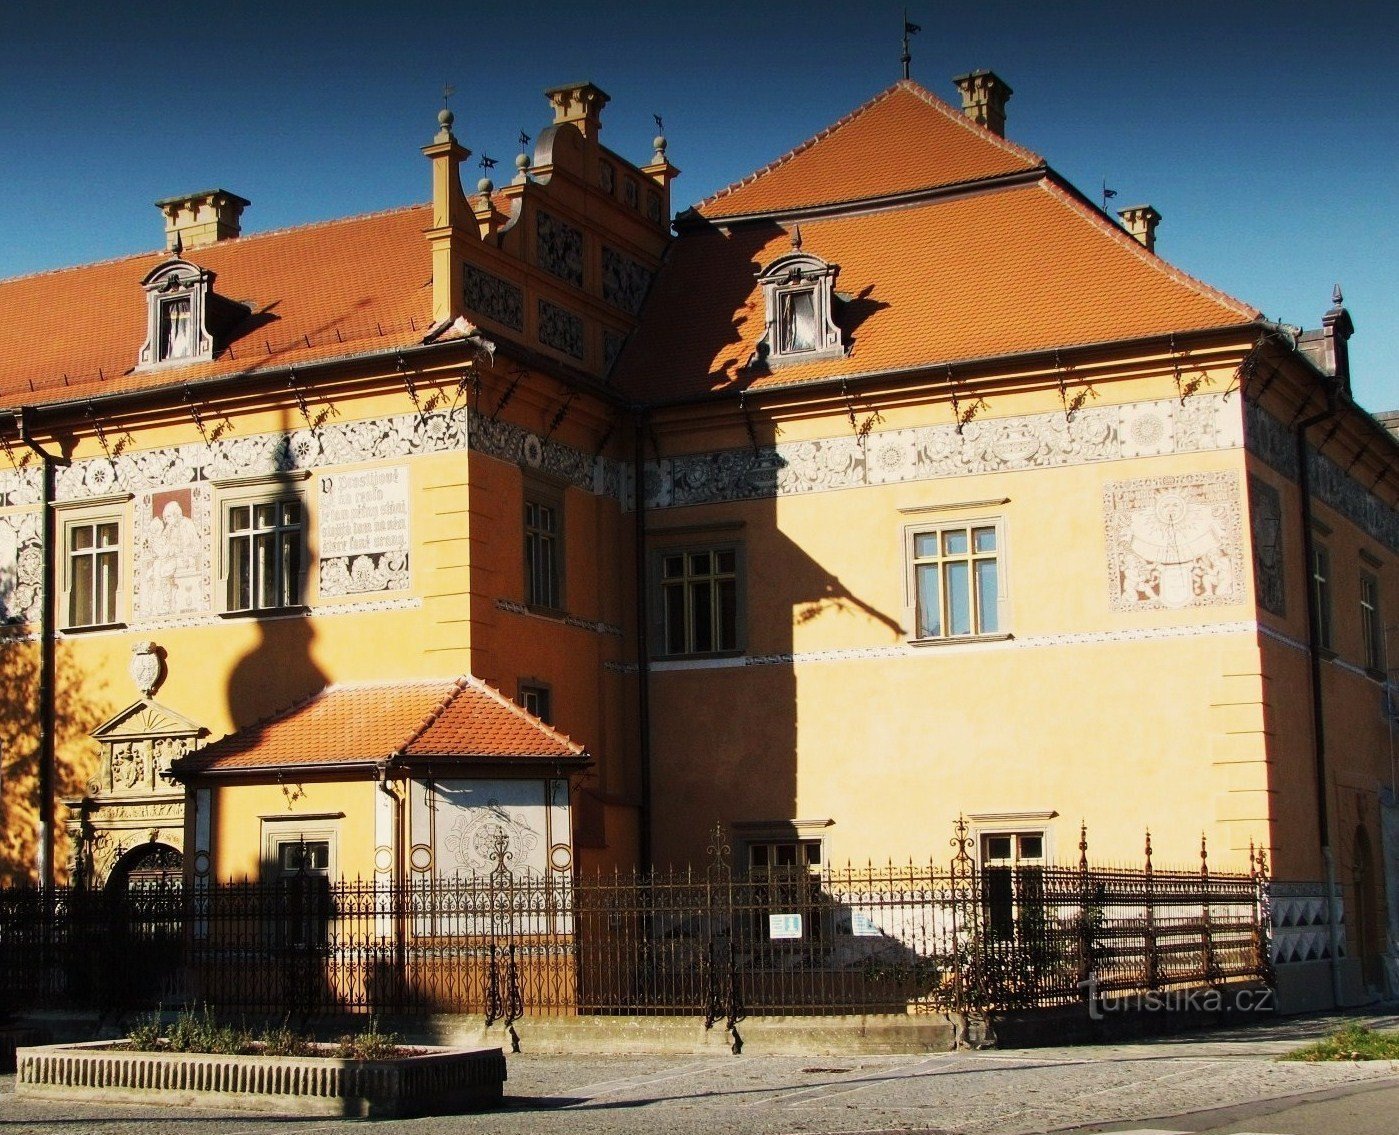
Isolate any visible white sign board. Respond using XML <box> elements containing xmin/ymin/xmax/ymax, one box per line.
<box><xmin>319</xmin><ymin>467</ymin><xmax>410</xmax><ymax>559</ymax></box>
<box><xmin>768</xmin><ymin>913</ymin><xmax>803</xmax><ymax>940</ymax></box>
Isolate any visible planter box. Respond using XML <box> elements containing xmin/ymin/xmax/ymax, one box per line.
<box><xmin>15</xmin><ymin>1040</ymin><xmax>505</xmax><ymax>1117</ymax></box>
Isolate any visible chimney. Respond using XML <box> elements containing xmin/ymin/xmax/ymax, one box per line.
<box><xmin>544</xmin><ymin>82</ymin><xmax>610</xmax><ymax>141</ymax></box>
<box><xmin>155</xmin><ymin>189</ymin><xmax>250</xmax><ymax>252</ymax></box>
<box><xmin>952</xmin><ymin>70</ymin><xmax>1013</xmax><ymax>137</ymax></box>
<box><xmin>1118</xmin><ymin>205</ymin><xmax>1161</xmax><ymax>253</ymax></box>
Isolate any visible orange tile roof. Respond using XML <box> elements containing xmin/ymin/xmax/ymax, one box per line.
<box><xmin>0</xmin><ymin>204</ymin><xmax>433</xmax><ymax>410</ymax></box>
<box><xmin>616</xmin><ymin>179</ymin><xmax>1259</xmax><ymax>403</ymax></box>
<box><xmin>178</xmin><ymin>677</ymin><xmax>587</xmax><ymax>775</ymax></box>
<box><xmin>696</xmin><ymin>81</ymin><xmax>1042</xmax><ymax>219</ymax></box>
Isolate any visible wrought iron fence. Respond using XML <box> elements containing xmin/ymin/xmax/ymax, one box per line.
<box><xmin>0</xmin><ymin>822</ymin><xmax>1271</xmax><ymax>1030</ymax></box>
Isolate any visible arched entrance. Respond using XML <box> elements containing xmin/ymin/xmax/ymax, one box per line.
<box><xmin>106</xmin><ymin>842</ymin><xmax>183</xmax><ymax>893</ymax></box>
<box><xmin>1353</xmin><ymin>825</ymin><xmax>1383</xmax><ymax>990</ymax></box>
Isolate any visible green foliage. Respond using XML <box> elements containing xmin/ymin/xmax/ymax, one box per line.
<box><xmin>1280</xmin><ymin>1024</ymin><xmax>1399</xmax><ymax>1062</ymax></box>
<box><xmin>333</xmin><ymin>1017</ymin><xmax>405</xmax><ymax>1061</ymax></box>
<box><xmin>123</xmin><ymin>1005</ymin><xmax>409</xmax><ymax>1059</ymax></box>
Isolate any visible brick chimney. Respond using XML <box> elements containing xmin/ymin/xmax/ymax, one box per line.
<box><xmin>544</xmin><ymin>82</ymin><xmax>610</xmax><ymax>141</ymax></box>
<box><xmin>156</xmin><ymin>189</ymin><xmax>250</xmax><ymax>252</ymax></box>
<box><xmin>952</xmin><ymin>70</ymin><xmax>1013</xmax><ymax>137</ymax></box>
<box><xmin>1118</xmin><ymin>205</ymin><xmax>1161</xmax><ymax>253</ymax></box>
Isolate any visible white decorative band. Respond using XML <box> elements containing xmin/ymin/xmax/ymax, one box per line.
<box><xmin>645</xmin><ymin>620</ymin><xmax>1263</xmax><ymax>673</ymax></box>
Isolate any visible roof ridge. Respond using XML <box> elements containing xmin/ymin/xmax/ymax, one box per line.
<box><xmin>462</xmin><ymin>675</ymin><xmax>587</xmax><ymax>755</ymax></box>
<box><xmin>1037</xmin><ymin>178</ymin><xmax>1260</xmax><ymax>321</ymax></box>
<box><xmin>696</xmin><ymin>79</ymin><xmax>1045</xmax><ymax>219</ymax></box>
<box><xmin>697</xmin><ymin>83</ymin><xmax>904</xmax><ymax>212</ymax></box>
<box><xmin>896</xmin><ymin>78</ymin><xmax>1044</xmax><ymax>169</ymax></box>
<box><xmin>0</xmin><ymin>201</ymin><xmax>429</xmax><ymax>288</ymax></box>
<box><xmin>398</xmin><ymin>676</ymin><xmax>474</xmax><ymax>752</ymax></box>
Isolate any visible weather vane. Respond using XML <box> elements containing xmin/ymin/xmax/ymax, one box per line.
<box><xmin>479</xmin><ymin>155</ymin><xmax>497</xmax><ymax>172</ymax></box>
<box><xmin>653</xmin><ymin>114</ymin><xmax>664</xmax><ymax>134</ymax></box>
<box><xmin>518</xmin><ymin>130</ymin><xmax>530</xmax><ymax>149</ymax></box>
<box><xmin>1101</xmin><ymin>178</ymin><xmax>1118</xmax><ymax>212</ymax></box>
<box><xmin>901</xmin><ymin>10</ymin><xmax>920</xmax><ymax>80</ymax></box>
<box><xmin>442</xmin><ymin>83</ymin><xmax>455</xmax><ymax>110</ymax></box>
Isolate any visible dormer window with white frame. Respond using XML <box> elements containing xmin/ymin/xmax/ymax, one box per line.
<box><xmin>137</xmin><ymin>259</ymin><xmax>216</xmax><ymax>368</ymax></box>
<box><xmin>754</xmin><ymin>242</ymin><xmax>843</xmax><ymax>367</ymax></box>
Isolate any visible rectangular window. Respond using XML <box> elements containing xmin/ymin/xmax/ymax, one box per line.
<box><xmin>524</xmin><ymin>495</ymin><xmax>562</xmax><ymax>610</ymax></box>
<box><xmin>226</xmin><ymin>498</ymin><xmax>302</xmax><ymax>611</ymax></box>
<box><xmin>66</xmin><ymin>519</ymin><xmax>121</xmax><ymax>627</ymax></box>
<box><xmin>980</xmin><ymin>830</ymin><xmax>1046</xmax><ymax>942</ymax></box>
<box><xmin>1311</xmin><ymin>544</ymin><xmax>1332</xmax><ymax>651</ymax></box>
<box><xmin>779</xmin><ymin>289</ymin><xmax>817</xmax><ymax>353</ymax></box>
<box><xmin>661</xmin><ymin>546</ymin><xmax>739</xmax><ymax>655</ymax></box>
<box><xmin>748</xmin><ymin>838</ymin><xmax>823</xmax><ymax>944</ymax></box>
<box><xmin>910</xmin><ymin>521</ymin><xmax>1001</xmax><ymax>639</ymax></box>
<box><xmin>520</xmin><ymin>683</ymin><xmax>552</xmax><ymax>725</ymax></box>
<box><xmin>1361</xmin><ymin>572</ymin><xmax>1384</xmax><ymax>672</ymax></box>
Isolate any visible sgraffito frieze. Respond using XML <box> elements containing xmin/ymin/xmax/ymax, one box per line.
<box><xmin>1248</xmin><ymin>474</ymin><xmax>1286</xmax><ymax>617</ymax></box>
<box><xmin>463</xmin><ymin>265</ymin><xmax>525</xmax><ymax>331</ymax></box>
<box><xmin>1245</xmin><ymin>403</ymin><xmax>1398</xmax><ymax>551</ymax></box>
<box><xmin>537</xmin><ymin>298</ymin><xmax>585</xmax><ymax>360</ymax></box>
<box><xmin>643</xmin><ymin>394</ymin><xmax>1244</xmax><ymax>510</ymax></box>
<box><xmin>0</xmin><ymin>511</ymin><xmax>42</xmax><ymax>623</ymax></box>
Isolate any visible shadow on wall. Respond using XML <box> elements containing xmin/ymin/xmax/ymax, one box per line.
<box><xmin>643</xmin><ymin>408</ymin><xmax>906</xmax><ymax>869</ymax></box>
<box><xmin>221</xmin><ymin>410</ymin><xmax>331</xmax><ymax>737</ymax></box>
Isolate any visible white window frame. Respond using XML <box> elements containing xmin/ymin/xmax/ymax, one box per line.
<box><xmin>215</xmin><ymin>473</ymin><xmax>311</xmax><ymax>615</ymax></box>
<box><xmin>57</xmin><ymin>495</ymin><xmax>131</xmax><ymax>631</ymax></box>
<box><xmin>519</xmin><ymin>680</ymin><xmax>553</xmax><ymax>725</ymax></box>
<box><xmin>260</xmin><ymin>813</ymin><xmax>342</xmax><ymax>880</ymax></box>
<box><xmin>903</xmin><ymin>514</ymin><xmax>1009</xmax><ymax>644</ymax></box>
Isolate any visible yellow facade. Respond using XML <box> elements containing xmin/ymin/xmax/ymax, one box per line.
<box><xmin>1</xmin><ymin>73</ymin><xmax>1395</xmax><ymax>1009</ymax></box>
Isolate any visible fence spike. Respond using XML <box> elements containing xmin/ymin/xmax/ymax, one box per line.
<box><xmin>1143</xmin><ymin>828</ymin><xmax>1153</xmax><ymax>874</ymax></box>
<box><xmin>1078</xmin><ymin>820</ymin><xmax>1089</xmax><ymax>871</ymax></box>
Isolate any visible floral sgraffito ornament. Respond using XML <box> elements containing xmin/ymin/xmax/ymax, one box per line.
<box><xmin>1104</xmin><ymin>472</ymin><xmax>1244</xmax><ymax>611</ymax></box>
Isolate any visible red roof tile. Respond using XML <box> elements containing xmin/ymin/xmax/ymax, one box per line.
<box><xmin>178</xmin><ymin>677</ymin><xmax>587</xmax><ymax>774</ymax></box>
<box><xmin>0</xmin><ymin>205</ymin><xmax>433</xmax><ymax>410</ymax></box>
<box><xmin>696</xmin><ymin>81</ymin><xmax>1042</xmax><ymax>219</ymax></box>
<box><xmin>616</xmin><ymin>180</ymin><xmax>1258</xmax><ymax>403</ymax></box>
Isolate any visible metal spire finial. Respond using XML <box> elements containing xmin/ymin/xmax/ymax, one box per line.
<box><xmin>901</xmin><ymin>10</ymin><xmax>920</xmax><ymax>81</ymax></box>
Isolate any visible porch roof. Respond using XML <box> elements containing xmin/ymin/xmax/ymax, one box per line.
<box><xmin>175</xmin><ymin>676</ymin><xmax>588</xmax><ymax>775</ymax></box>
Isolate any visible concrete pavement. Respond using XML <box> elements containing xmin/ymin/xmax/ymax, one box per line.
<box><xmin>1</xmin><ymin>1010</ymin><xmax>1396</xmax><ymax>1134</ymax></box>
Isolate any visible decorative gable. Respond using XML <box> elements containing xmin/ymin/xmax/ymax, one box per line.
<box><xmin>90</xmin><ymin>697</ymin><xmax>205</xmax><ymax>795</ymax></box>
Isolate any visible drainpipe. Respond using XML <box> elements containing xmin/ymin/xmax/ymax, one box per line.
<box><xmin>1294</xmin><ymin>395</ymin><xmax>1344</xmax><ymax>1005</ymax></box>
<box><xmin>631</xmin><ymin>410</ymin><xmax>653</xmax><ymax>870</ymax></box>
<box><xmin>17</xmin><ymin>409</ymin><xmax>70</xmax><ymax>892</ymax></box>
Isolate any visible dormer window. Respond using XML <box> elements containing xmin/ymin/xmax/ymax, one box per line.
<box><xmin>160</xmin><ymin>295</ymin><xmax>195</xmax><ymax>360</ymax></box>
<box><xmin>138</xmin><ymin>259</ymin><xmax>216</xmax><ymax>368</ymax></box>
<box><xmin>755</xmin><ymin>242</ymin><xmax>842</xmax><ymax>367</ymax></box>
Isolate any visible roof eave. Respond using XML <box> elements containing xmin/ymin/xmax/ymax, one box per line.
<box><xmin>641</xmin><ymin>320</ymin><xmax>1268</xmax><ymax>411</ymax></box>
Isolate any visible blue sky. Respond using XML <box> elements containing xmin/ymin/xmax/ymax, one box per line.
<box><xmin>2</xmin><ymin>1</ymin><xmax>1395</xmax><ymax>411</ymax></box>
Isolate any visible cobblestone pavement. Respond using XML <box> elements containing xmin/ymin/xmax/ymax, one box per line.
<box><xmin>3</xmin><ymin>1013</ymin><xmax>1397</xmax><ymax>1135</ymax></box>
